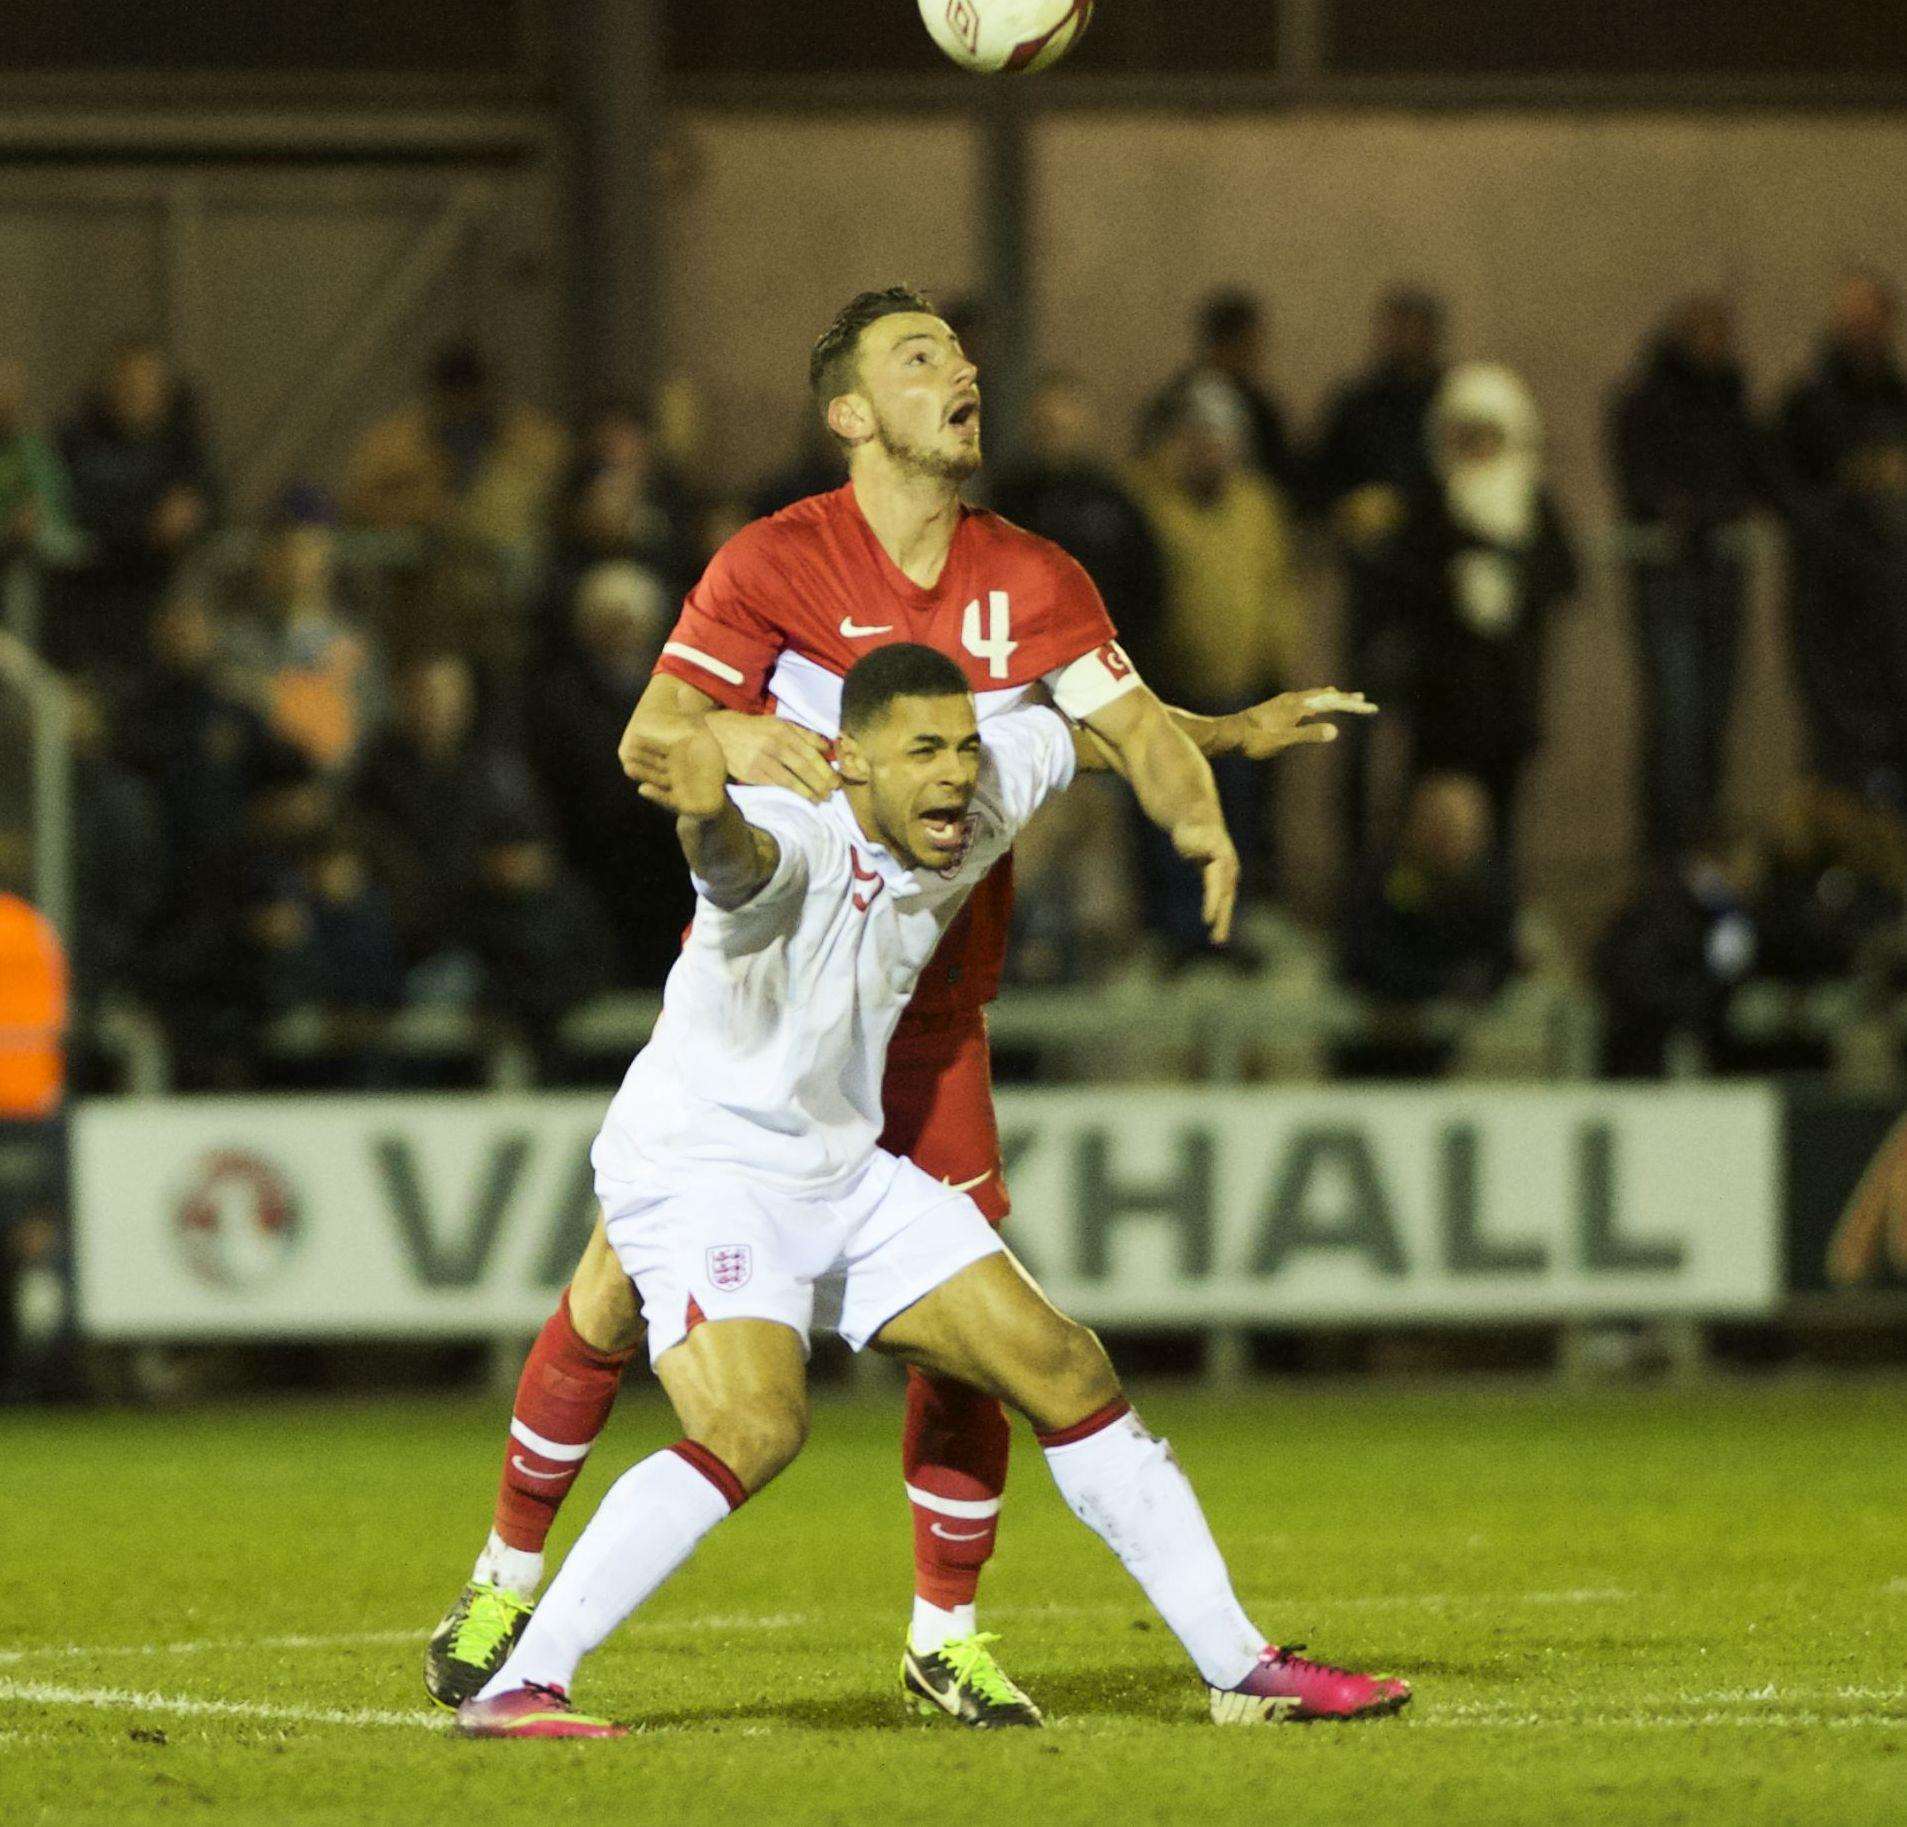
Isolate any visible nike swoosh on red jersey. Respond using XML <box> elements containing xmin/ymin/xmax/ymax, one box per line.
<box><xmin>929</xmin><ymin>1522</ymin><xmax>993</xmax><ymax>1542</ymax></box>
<box><xmin>941</xmin><ymin>1171</ymin><xmax>992</xmax><ymax>1194</ymax></box>
<box><xmin>510</xmin><ymin>1455</ymin><xmax>580</xmax><ymax>1484</ymax></box>
<box><xmin>840</xmin><ymin>617</ymin><xmax>895</xmax><ymax>638</ymax></box>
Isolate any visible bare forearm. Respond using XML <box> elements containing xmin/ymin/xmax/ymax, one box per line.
<box><xmin>1168</xmin><ymin>707</ymin><xmax>1237</xmax><ymax>759</ymax></box>
<box><xmin>1074</xmin><ymin>706</ymin><xmax>1232</xmax><ymax>775</ymax></box>
<box><xmin>1118</xmin><ymin>702</ymin><xmax>1225</xmax><ymax>833</ymax></box>
<box><xmin>621</xmin><ymin>673</ymin><xmax>717</xmax><ymax>777</ymax></box>
<box><xmin>678</xmin><ymin>802</ymin><xmax>779</xmax><ymax>910</ymax></box>
<box><xmin>1083</xmin><ymin>684</ymin><xmax>1237</xmax><ymax>943</ymax></box>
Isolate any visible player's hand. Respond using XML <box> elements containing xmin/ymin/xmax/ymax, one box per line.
<box><xmin>626</xmin><ymin>718</ymin><xmax>733</xmax><ymax>820</ymax></box>
<box><xmin>1170</xmin><ymin>815</ymin><xmax>1239</xmax><ymax>946</ymax></box>
<box><xmin>1228</xmin><ymin>689</ymin><xmax>1377</xmax><ymax>760</ymax></box>
<box><xmin>707</xmin><ymin>710</ymin><xmax>839</xmax><ymax>802</ymax></box>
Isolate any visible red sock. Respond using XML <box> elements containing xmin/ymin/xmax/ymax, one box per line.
<box><xmin>492</xmin><ymin>1291</ymin><xmax>640</xmax><ymax>1553</ymax></box>
<box><xmin>902</xmin><ymin>1366</ymin><xmax>1010</xmax><ymax>1609</ymax></box>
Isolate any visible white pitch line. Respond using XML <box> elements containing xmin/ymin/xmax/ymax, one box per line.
<box><xmin>0</xmin><ymin>1613</ymin><xmax>817</xmax><ymax>1672</ymax></box>
<box><xmin>0</xmin><ymin>1680</ymin><xmax>447</xmax><ymax>1732</ymax></box>
<box><xmin>3</xmin><ymin>1677</ymin><xmax>1902</xmax><ymax>1739</ymax></box>
<box><xmin>0</xmin><ymin>1590</ymin><xmax>1643</xmax><ymax>1671</ymax></box>
<box><xmin>1440</xmin><ymin>1690</ymin><xmax>1907</xmax><ymax>1719</ymax></box>
<box><xmin>1417</xmin><ymin>1711</ymin><xmax>1907</xmax><ymax>1733</ymax></box>
<box><xmin>0</xmin><ymin>1629</ymin><xmax>424</xmax><ymax>1668</ymax></box>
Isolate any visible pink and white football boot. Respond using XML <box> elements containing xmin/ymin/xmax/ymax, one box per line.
<box><xmin>456</xmin><ymin>1682</ymin><xmax>629</xmax><ymax>1739</ymax></box>
<box><xmin>1210</xmin><ymin>1645</ymin><xmax>1412</xmax><ymax>1724</ymax></box>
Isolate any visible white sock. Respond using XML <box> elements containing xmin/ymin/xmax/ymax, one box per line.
<box><xmin>909</xmin><ymin>1597</ymin><xmax>978</xmax><ymax>1654</ymax></box>
<box><xmin>1042</xmin><ymin>1409</ymin><xmax>1264</xmax><ymax>1690</ymax></box>
<box><xmin>478</xmin><ymin>1446</ymin><xmax>738</xmax><ymax>1699</ymax></box>
<box><xmin>472</xmin><ymin>1530</ymin><xmax>544</xmax><ymax>1601</ymax></box>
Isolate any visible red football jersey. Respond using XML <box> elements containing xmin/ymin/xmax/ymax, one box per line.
<box><xmin>655</xmin><ymin>484</ymin><xmax>1137</xmax><ymax>1015</ymax></box>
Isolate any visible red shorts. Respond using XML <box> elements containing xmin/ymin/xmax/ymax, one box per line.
<box><xmin>879</xmin><ymin>1009</ymin><xmax>1009</xmax><ymax>1227</ymax></box>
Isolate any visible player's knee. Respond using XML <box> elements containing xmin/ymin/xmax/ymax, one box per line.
<box><xmin>697</xmin><ymin>1396</ymin><xmax>809</xmax><ymax>1494</ymax></box>
<box><xmin>1009</xmin><ymin>1312</ymin><xmax>1118</xmax><ymax>1416</ymax></box>
<box><xmin>1050</xmin><ymin>1318</ymin><xmax>1119</xmax><ymax>1410</ymax></box>
<box><xmin>568</xmin><ymin>1236</ymin><xmax>644</xmax><ymax>1354</ymax></box>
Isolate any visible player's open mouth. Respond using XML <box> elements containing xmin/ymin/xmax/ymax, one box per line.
<box><xmin>919</xmin><ymin>808</ymin><xmax>968</xmax><ymax>853</ymax></box>
<box><xmin>946</xmin><ymin>396</ymin><xmax>980</xmax><ymax>431</ymax></box>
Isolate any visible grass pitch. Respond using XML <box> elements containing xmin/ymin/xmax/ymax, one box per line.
<box><xmin>1</xmin><ymin>1377</ymin><xmax>1902</xmax><ymax>1825</ymax></box>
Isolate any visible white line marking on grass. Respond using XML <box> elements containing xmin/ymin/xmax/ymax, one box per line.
<box><xmin>0</xmin><ymin>1629</ymin><xmax>424</xmax><ymax>1668</ymax></box>
<box><xmin>1518</xmin><ymin>1589</ymin><xmax>1636</xmax><ymax>1605</ymax></box>
<box><xmin>1436</xmin><ymin>1689</ymin><xmax>1907</xmax><ymax>1725</ymax></box>
<box><xmin>0</xmin><ymin>1680</ymin><xmax>446</xmax><ymax>1732</ymax></box>
<box><xmin>3</xmin><ymin>1678</ymin><xmax>1901</xmax><ymax>1740</ymax></box>
<box><xmin>0</xmin><ymin>1613</ymin><xmax>815</xmax><ymax>1671</ymax></box>
<box><xmin>1419</xmin><ymin>1710</ymin><xmax>1907</xmax><ymax>1733</ymax></box>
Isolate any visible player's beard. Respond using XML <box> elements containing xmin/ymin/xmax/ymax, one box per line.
<box><xmin>873</xmin><ymin>406</ymin><xmax>981</xmax><ymax>483</ymax></box>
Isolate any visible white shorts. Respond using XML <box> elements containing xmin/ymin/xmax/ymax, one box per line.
<box><xmin>597</xmin><ymin>1148</ymin><xmax>1006</xmax><ymax>1367</ymax></box>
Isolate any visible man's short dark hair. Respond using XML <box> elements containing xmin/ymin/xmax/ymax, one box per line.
<box><xmin>840</xmin><ymin>642</ymin><xmax>970</xmax><ymax>735</ymax></box>
<box><xmin>809</xmin><ymin>286</ymin><xmax>940</xmax><ymax>417</ymax></box>
<box><xmin>1198</xmin><ymin>290</ymin><xmax>1261</xmax><ymax>349</ymax></box>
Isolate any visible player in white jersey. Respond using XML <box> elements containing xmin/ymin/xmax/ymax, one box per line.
<box><xmin>456</xmin><ymin>645</ymin><xmax>1411</xmax><ymax>1738</ymax></box>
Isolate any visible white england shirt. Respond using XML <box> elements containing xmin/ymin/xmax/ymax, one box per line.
<box><xmin>591</xmin><ymin>705</ymin><xmax>1077</xmax><ymax>1196</ymax></box>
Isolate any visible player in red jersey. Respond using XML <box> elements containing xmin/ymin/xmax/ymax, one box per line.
<box><xmin>425</xmin><ymin>287</ymin><xmax>1371</xmax><ymax>1723</ymax></box>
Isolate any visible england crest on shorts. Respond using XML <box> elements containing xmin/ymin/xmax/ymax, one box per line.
<box><xmin>707</xmin><ymin>1245</ymin><xmax>753</xmax><ymax>1291</ymax></box>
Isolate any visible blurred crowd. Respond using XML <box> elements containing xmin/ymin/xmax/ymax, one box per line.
<box><xmin>10</xmin><ymin>269</ymin><xmax>1907</xmax><ymax>1089</ymax></box>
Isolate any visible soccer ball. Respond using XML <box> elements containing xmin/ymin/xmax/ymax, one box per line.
<box><xmin>918</xmin><ymin>0</ymin><xmax>1096</xmax><ymax>74</ymax></box>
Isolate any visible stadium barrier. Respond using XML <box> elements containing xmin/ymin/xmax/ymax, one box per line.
<box><xmin>71</xmin><ymin>1085</ymin><xmax>1783</xmax><ymax>1341</ymax></box>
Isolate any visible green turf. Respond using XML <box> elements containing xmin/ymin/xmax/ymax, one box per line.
<box><xmin>1</xmin><ymin>1378</ymin><xmax>1902</xmax><ymax>1825</ymax></box>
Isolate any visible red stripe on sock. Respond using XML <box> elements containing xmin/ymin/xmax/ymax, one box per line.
<box><xmin>1036</xmin><ymin>1398</ymin><xmax>1133</xmax><ymax>1450</ymax></box>
<box><xmin>669</xmin><ymin>1439</ymin><xmax>749</xmax><ymax>1512</ymax></box>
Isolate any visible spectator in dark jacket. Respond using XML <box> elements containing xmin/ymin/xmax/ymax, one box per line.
<box><xmin>543</xmin><ymin>400</ymin><xmax>700</xmax><ymax>655</ymax></box>
<box><xmin>67</xmin><ymin>689</ymin><xmax>164</xmax><ymax>1002</ymax></box>
<box><xmin>1146</xmin><ymin>291</ymin><xmax>1307</xmax><ymax>503</ymax></box>
<box><xmin>1595</xmin><ymin>831</ymin><xmax>1760</xmax><ymax>1078</ymax></box>
<box><xmin>186</xmin><ymin>832</ymin><xmax>402</xmax><ymax>1093</ymax></box>
<box><xmin>115</xmin><ymin>594</ymin><xmax>305</xmax><ymax>919</ymax></box>
<box><xmin>1610</xmin><ymin>297</ymin><xmax>1769</xmax><ymax>860</ymax></box>
<box><xmin>53</xmin><ymin>341</ymin><xmax>217</xmax><ymax>686</ymax></box>
<box><xmin>1379</xmin><ymin>363</ymin><xmax>1579</xmax><ymax>867</ymax></box>
<box><xmin>294</xmin><ymin>829</ymin><xmax>407</xmax><ymax>1017</ymax></box>
<box><xmin>748</xmin><ymin>412</ymin><xmax>845</xmax><ymax>522</ymax></box>
<box><xmin>1750</xmin><ymin>783</ymin><xmax>1905</xmax><ymax>985</ymax></box>
<box><xmin>989</xmin><ymin>370</ymin><xmax>1165</xmax><ymax>657</ymax></box>
<box><xmin>522</xmin><ymin>561</ymin><xmax>692</xmax><ymax>987</ymax></box>
<box><xmin>0</xmin><ymin>357</ymin><xmax>80</xmax><ymax>571</ymax></box>
<box><xmin>353</xmin><ymin>652</ymin><xmax>541</xmax><ymax>962</ymax></box>
<box><xmin>468</xmin><ymin>814</ymin><xmax>618</xmax><ymax>1059</ymax></box>
<box><xmin>1341</xmin><ymin>773</ymin><xmax>1518</xmax><ymax>1000</ymax></box>
<box><xmin>1312</xmin><ymin>288</ymin><xmax>1448</xmax><ymax>858</ymax></box>
<box><xmin>1771</xmin><ymin>271</ymin><xmax>1907</xmax><ymax>808</ymax></box>
<box><xmin>1338</xmin><ymin>772</ymin><xmax>1519</xmax><ymax>1077</ymax></box>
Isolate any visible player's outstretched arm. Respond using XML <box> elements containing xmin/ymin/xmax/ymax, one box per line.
<box><xmin>1073</xmin><ymin>688</ymin><xmax>1379</xmax><ymax>774</ymax></box>
<box><xmin>1080</xmin><ymin>686</ymin><xmax>1238</xmax><ymax>945</ymax></box>
<box><xmin>625</xmin><ymin>717</ymin><xmax>781</xmax><ymax>911</ymax></box>
<box><xmin>1178</xmin><ymin>689</ymin><xmax>1378</xmax><ymax>760</ymax></box>
<box><xmin>620</xmin><ymin>674</ymin><xmax>838</xmax><ymax>803</ymax></box>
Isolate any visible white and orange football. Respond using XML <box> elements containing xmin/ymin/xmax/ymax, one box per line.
<box><xmin>918</xmin><ymin>0</ymin><xmax>1095</xmax><ymax>73</ymax></box>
